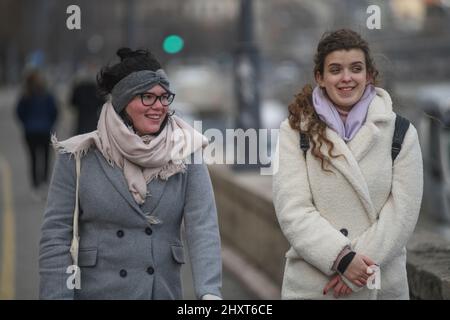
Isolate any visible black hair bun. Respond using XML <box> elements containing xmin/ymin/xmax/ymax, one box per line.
<box><xmin>116</xmin><ymin>47</ymin><xmax>134</xmax><ymax>61</ymax></box>
<box><xmin>97</xmin><ymin>47</ymin><xmax>162</xmax><ymax>97</ymax></box>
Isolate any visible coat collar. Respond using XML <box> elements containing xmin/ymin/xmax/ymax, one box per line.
<box><xmin>318</xmin><ymin>87</ymin><xmax>395</xmax><ymax>222</ymax></box>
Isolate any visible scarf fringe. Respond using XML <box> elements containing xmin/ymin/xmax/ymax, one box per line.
<box><xmin>160</xmin><ymin>162</ymin><xmax>186</xmax><ymax>179</ymax></box>
<box><xmin>51</xmin><ymin>133</ymin><xmax>117</xmax><ymax>167</ymax></box>
<box><xmin>147</xmin><ymin>161</ymin><xmax>186</xmax><ymax>182</ymax></box>
<box><xmin>51</xmin><ymin>134</ymin><xmax>93</xmax><ymax>159</ymax></box>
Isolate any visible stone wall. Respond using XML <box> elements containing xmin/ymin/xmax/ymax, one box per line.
<box><xmin>209</xmin><ymin>165</ymin><xmax>287</xmax><ymax>289</ymax></box>
<box><xmin>406</xmin><ymin>230</ymin><xmax>450</xmax><ymax>299</ymax></box>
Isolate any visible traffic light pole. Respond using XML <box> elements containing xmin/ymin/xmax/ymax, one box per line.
<box><xmin>233</xmin><ymin>0</ymin><xmax>261</xmax><ymax>170</ymax></box>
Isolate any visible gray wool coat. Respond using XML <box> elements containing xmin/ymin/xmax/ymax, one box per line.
<box><xmin>39</xmin><ymin>148</ymin><xmax>222</xmax><ymax>299</ymax></box>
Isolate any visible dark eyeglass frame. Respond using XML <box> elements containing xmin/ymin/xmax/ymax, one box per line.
<box><xmin>139</xmin><ymin>92</ymin><xmax>176</xmax><ymax>107</ymax></box>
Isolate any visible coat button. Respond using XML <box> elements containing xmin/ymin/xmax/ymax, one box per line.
<box><xmin>117</xmin><ymin>230</ymin><xmax>124</xmax><ymax>238</ymax></box>
<box><xmin>147</xmin><ymin>266</ymin><xmax>154</xmax><ymax>275</ymax></box>
<box><xmin>340</xmin><ymin>228</ymin><xmax>349</xmax><ymax>237</ymax></box>
<box><xmin>145</xmin><ymin>227</ymin><xmax>153</xmax><ymax>235</ymax></box>
<box><xmin>119</xmin><ymin>269</ymin><xmax>127</xmax><ymax>278</ymax></box>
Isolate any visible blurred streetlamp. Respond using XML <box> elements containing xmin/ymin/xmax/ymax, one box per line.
<box><xmin>124</xmin><ymin>0</ymin><xmax>136</xmax><ymax>48</ymax></box>
<box><xmin>233</xmin><ymin>0</ymin><xmax>261</xmax><ymax>170</ymax></box>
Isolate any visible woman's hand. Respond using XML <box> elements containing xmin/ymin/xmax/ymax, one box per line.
<box><xmin>342</xmin><ymin>253</ymin><xmax>375</xmax><ymax>287</ymax></box>
<box><xmin>323</xmin><ymin>275</ymin><xmax>353</xmax><ymax>298</ymax></box>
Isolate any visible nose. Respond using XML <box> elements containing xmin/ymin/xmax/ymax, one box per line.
<box><xmin>151</xmin><ymin>99</ymin><xmax>165</xmax><ymax>111</ymax></box>
<box><xmin>341</xmin><ymin>70</ymin><xmax>352</xmax><ymax>83</ymax></box>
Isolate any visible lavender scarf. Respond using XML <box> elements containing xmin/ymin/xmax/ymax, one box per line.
<box><xmin>312</xmin><ymin>85</ymin><xmax>376</xmax><ymax>142</ymax></box>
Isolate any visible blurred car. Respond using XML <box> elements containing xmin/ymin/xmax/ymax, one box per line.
<box><xmin>167</xmin><ymin>62</ymin><xmax>233</xmax><ymax>117</ymax></box>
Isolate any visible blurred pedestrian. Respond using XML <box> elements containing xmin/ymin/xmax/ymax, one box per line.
<box><xmin>39</xmin><ymin>48</ymin><xmax>222</xmax><ymax>300</ymax></box>
<box><xmin>16</xmin><ymin>70</ymin><xmax>58</xmax><ymax>200</ymax></box>
<box><xmin>70</xmin><ymin>63</ymin><xmax>104</xmax><ymax>134</ymax></box>
<box><xmin>273</xmin><ymin>29</ymin><xmax>423</xmax><ymax>299</ymax></box>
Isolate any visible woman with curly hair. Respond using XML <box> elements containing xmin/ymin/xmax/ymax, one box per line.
<box><xmin>273</xmin><ymin>29</ymin><xmax>423</xmax><ymax>299</ymax></box>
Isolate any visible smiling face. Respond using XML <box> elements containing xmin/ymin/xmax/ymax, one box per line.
<box><xmin>124</xmin><ymin>85</ymin><xmax>169</xmax><ymax>135</ymax></box>
<box><xmin>315</xmin><ymin>49</ymin><xmax>371</xmax><ymax>111</ymax></box>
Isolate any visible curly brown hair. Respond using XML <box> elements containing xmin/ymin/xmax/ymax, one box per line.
<box><xmin>288</xmin><ymin>29</ymin><xmax>379</xmax><ymax>171</ymax></box>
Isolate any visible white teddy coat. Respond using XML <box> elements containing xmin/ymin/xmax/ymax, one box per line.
<box><xmin>272</xmin><ymin>88</ymin><xmax>423</xmax><ymax>300</ymax></box>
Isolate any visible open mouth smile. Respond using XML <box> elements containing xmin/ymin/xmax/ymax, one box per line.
<box><xmin>145</xmin><ymin>114</ymin><xmax>162</xmax><ymax>120</ymax></box>
<box><xmin>338</xmin><ymin>86</ymin><xmax>355</xmax><ymax>92</ymax></box>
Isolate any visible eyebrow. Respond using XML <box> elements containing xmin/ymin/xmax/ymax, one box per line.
<box><xmin>328</xmin><ymin>61</ymin><xmax>365</xmax><ymax>67</ymax></box>
<box><xmin>144</xmin><ymin>90</ymin><xmax>168</xmax><ymax>95</ymax></box>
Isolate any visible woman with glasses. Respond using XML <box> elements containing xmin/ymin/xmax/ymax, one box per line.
<box><xmin>39</xmin><ymin>48</ymin><xmax>222</xmax><ymax>300</ymax></box>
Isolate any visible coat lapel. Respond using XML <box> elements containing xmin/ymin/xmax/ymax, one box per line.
<box><xmin>142</xmin><ymin>177</ymin><xmax>168</xmax><ymax>215</ymax></box>
<box><xmin>93</xmin><ymin>150</ymin><xmax>170</xmax><ymax>218</ymax></box>
<box><xmin>322</xmin><ymin>128</ymin><xmax>377</xmax><ymax>223</ymax></box>
<box><xmin>346</xmin><ymin>122</ymin><xmax>380</xmax><ymax>162</ymax></box>
<box><xmin>93</xmin><ymin>150</ymin><xmax>144</xmax><ymax>216</ymax></box>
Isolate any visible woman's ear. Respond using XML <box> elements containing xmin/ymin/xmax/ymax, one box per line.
<box><xmin>315</xmin><ymin>71</ymin><xmax>324</xmax><ymax>88</ymax></box>
<box><xmin>120</xmin><ymin>110</ymin><xmax>134</xmax><ymax>127</ymax></box>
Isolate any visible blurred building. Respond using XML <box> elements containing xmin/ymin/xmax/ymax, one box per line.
<box><xmin>1</xmin><ymin>0</ymin><xmax>450</xmax><ymax>86</ymax></box>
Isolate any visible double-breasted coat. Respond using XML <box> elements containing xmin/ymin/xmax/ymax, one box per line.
<box><xmin>39</xmin><ymin>148</ymin><xmax>222</xmax><ymax>299</ymax></box>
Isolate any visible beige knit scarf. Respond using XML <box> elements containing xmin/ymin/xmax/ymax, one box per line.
<box><xmin>53</xmin><ymin>102</ymin><xmax>208</xmax><ymax>204</ymax></box>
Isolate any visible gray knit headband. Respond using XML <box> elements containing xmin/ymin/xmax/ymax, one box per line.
<box><xmin>111</xmin><ymin>69</ymin><xmax>173</xmax><ymax>114</ymax></box>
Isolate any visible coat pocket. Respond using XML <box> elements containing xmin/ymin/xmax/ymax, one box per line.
<box><xmin>171</xmin><ymin>245</ymin><xmax>185</xmax><ymax>264</ymax></box>
<box><xmin>78</xmin><ymin>247</ymin><xmax>98</xmax><ymax>267</ymax></box>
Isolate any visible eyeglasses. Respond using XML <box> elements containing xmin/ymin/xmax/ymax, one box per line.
<box><xmin>140</xmin><ymin>93</ymin><xmax>175</xmax><ymax>107</ymax></box>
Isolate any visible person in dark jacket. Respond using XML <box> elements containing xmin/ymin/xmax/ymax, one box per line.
<box><xmin>70</xmin><ymin>66</ymin><xmax>104</xmax><ymax>135</ymax></box>
<box><xmin>16</xmin><ymin>70</ymin><xmax>58</xmax><ymax>196</ymax></box>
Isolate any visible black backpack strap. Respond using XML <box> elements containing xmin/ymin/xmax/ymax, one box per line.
<box><xmin>299</xmin><ymin>132</ymin><xmax>310</xmax><ymax>157</ymax></box>
<box><xmin>392</xmin><ymin>115</ymin><xmax>410</xmax><ymax>162</ymax></box>
<box><xmin>298</xmin><ymin>116</ymin><xmax>409</xmax><ymax>161</ymax></box>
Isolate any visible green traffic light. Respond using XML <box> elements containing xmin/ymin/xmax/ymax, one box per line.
<box><xmin>163</xmin><ymin>35</ymin><xmax>184</xmax><ymax>54</ymax></box>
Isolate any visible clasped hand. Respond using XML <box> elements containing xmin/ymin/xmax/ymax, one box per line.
<box><xmin>323</xmin><ymin>253</ymin><xmax>375</xmax><ymax>298</ymax></box>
